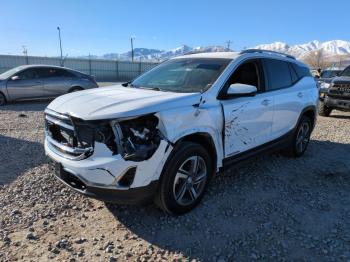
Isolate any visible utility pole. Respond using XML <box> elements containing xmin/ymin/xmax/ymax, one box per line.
<box><xmin>130</xmin><ymin>37</ymin><xmax>135</xmax><ymax>62</ymax></box>
<box><xmin>57</xmin><ymin>26</ymin><xmax>63</xmax><ymax>66</ymax></box>
<box><xmin>22</xmin><ymin>45</ymin><xmax>29</xmax><ymax>64</ymax></box>
<box><xmin>225</xmin><ymin>40</ymin><xmax>232</xmax><ymax>51</ymax></box>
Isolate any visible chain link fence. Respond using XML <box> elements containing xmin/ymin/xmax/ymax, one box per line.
<box><xmin>0</xmin><ymin>55</ymin><xmax>160</xmax><ymax>81</ymax></box>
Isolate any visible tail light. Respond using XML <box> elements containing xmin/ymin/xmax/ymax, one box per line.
<box><xmin>86</xmin><ymin>75</ymin><xmax>98</xmax><ymax>86</ymax></box>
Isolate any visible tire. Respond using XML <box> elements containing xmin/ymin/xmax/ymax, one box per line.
<box><xmin>283</xmin><ymin>116</ymin><xmax>312</xmax><ymax>158</ymax></box>
<box><xmin>155</xmin><ymin>142</ymin><xmax>213</xmax><ymax>215</ymax></box>
<box><xmin>0</xmin><ymin>92</ymin><xmax>6</xmax><ymax>106</ymax></box>
<box><xmin>69</xmin><ymin>87</ymin><xmax>83</xmax><ymax>93</ymax></box>
<box><xmin>318</xmin><ymin>101</ymin><xmax>332</xmax><ymax>117</ymax></box>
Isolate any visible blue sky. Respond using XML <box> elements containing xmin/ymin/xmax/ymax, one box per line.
<box><xmin>1</xmin><ymin>0</ymin><xmax>350</xmax><ymax>56</ymax></box>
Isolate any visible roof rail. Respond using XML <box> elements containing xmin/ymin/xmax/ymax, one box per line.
<box><xmin>183</xmin><ymin>50</ymin><xmax>206</xmax><ymax>55</ymax></box>
<box><xmin>240</xmin><ymin>49</ymin><xmax>296</xmax><ymax>60</ymax></box>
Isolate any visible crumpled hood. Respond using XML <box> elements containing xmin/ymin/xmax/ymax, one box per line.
<box><xmin>47</xmin><ymin>85</ymin><xmax>201</xmax><ymax>120</ymax></box>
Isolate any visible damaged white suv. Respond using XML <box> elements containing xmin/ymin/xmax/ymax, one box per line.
<box><xmin>45</xmin><ymin>50</ymin><xmax>318</xmax><ymax>214</ymax></box>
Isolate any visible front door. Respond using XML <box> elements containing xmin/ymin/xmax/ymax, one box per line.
<box><xmin>6</xmin><ymin>68</ymin><xmax>44</xmax><ymax>100</ymax></box>
<box><xmin>220</xmin><ymin>60</ymin><xmax>274</xmax><ymax>157</ymax></box>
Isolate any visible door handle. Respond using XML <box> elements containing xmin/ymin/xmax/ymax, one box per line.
<box><xmin>297</xmin><ymin>92</ymin><xmax>303</xmax><ymax>98</ymax></box>
<box><xmin>261</xmin><ymin>99</ymin><xmax>271</xmax><ymax>106</ymax></box>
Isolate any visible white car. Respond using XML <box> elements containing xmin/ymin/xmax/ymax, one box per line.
<box><xmin>44</xmin><ymin>50</ymin><xmax>318</xmax><ymax>214</ymax></box>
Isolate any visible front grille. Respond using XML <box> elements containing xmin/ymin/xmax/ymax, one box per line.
<box><xmin>329</xmin><ymin>83</ymin><xmax>350</xmax><ymax>99</ymax></box>
<box><xmin>333</xmin><ymin>83</ymin><xmax>350</xmax><ymax>92</ymax></box>
<box><xmin>45</xmin><ymin>108</ymin><xmax>93</xmax><ymax>160</ymax></box>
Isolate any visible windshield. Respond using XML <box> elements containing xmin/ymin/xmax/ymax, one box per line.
<box><xmin>321</xmin><ymin>70</ymin><xmax>341</xmax><ymax>78</ymax></box>
<box><xmin>131</xmin><ymin>58</ymin><xmax>231</xmax><ymax>93</ymax></box>
<box><xmin>340</xmin><ymin>67</ymin><xmax>350</xmax><ymax>77</ymax></box>
<box><xmin>0</xmin><ymin>66</ymin><xmax>24</xmax><ymax>80</ymax></box>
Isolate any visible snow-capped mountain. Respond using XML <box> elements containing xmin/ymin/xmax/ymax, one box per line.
<box><xmin>79</xmin><ymin>45</ymin><xmax>230</xmax><ymax>61</ymax></box>
<box><xmin>253</xmin><ymin>40</ymin><xmax>350</xmax><ymax>58</ymax></box>
<box><xmin>79</xmin><ymin>40</ymin><xmax>350</xmax><ymax>61</ymax></box>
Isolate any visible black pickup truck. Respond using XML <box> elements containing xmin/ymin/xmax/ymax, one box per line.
<box><xmin>319</xmin><ymin>65</ymin><xmax>350</xmax><ymax>116</ymax></box>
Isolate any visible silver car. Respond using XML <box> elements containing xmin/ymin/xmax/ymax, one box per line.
<box><xmin>0</xmin><ymin>65</ymin><xmax>99</xmax><ymax>105</ymax></box>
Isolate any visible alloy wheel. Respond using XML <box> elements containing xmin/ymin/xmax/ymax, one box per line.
<box><xmin>173</xmin><ymin>155</ymin><xmax>207</xmax><ymax>206</ymax></box>
<box><xmin>296</xmin><ymin>121</ymin><xmax>310</xmax><ymax>153</ymax></box>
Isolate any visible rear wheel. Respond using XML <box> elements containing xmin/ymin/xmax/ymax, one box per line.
<box><xmin>284</xmin><ymin>116</ymin><xmax>312</xmax><ymax>158</ymax></box>
<box><xmin>155</xmin><ymin>142</ymin><xmax>213</xmax><ymax>215</ymax></box>
<box><xmin>0</xmin><ymin>93</ymin><xmax>6</xmax><ymax>106</ymax></box>
<box><xmin>69</xmin><ymin>87</ymin><xmax>83</xmax><ymax>93</ymax></box>
<box><xmin>318</xmin><ymin>101</ymin><xmax>332</xmax><ymax>117</ymax></box>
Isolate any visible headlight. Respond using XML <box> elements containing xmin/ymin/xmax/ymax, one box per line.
<box><xmin>321</xmin><ymin>82</ymin><xmax>331</xmax><ymax>89</ymax></box>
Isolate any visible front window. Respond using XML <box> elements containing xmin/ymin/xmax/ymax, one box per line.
<box><xmin>321</xmin><ymin>70</ymin><xmax>341</xmax><ymax>78</ymax></box>
<box><xmin>0</xmin><ymin>66</ymin><xmax>25</xmax><ymax>80</ymax></box>
<box><xmin>340</xmin><ymin>67</ymin><xmax>350</xmax><ymax>77</ymax></box>
<box><xmin>132</xmin><ymin>58</ymin><xmax>231</xmax><ymax>93</ymax></box>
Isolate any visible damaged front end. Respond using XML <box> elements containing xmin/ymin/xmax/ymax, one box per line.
<box><xmin>112</xmin><ymin>114</ymin><xmax>162</xmax><ymax>161</ymax></box>
<box><xmin>45</xmin><ymin>109</ymin><xmax>163</xmax><ymax>162</ymax></box>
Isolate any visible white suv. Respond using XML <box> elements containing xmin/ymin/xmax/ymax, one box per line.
<box><xmin>44</xmin><ymin>50</ymin><xmax>318</xmax><ymax>214</ymax></box>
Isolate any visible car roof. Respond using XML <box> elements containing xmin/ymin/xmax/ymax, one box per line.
<box><xmin>172</xmin><ymin>50</ymin><xmax>306</xmax><ymax>67</ymax></box>
<box><xmin>14</xmin><ymin>64</ymin><xmax>70</xmax><ymax>70</ymax></box>
<box><xmin>12</xmin><ymin>64</ymin><xmax>87</xmax><ymax>75</ymax></box>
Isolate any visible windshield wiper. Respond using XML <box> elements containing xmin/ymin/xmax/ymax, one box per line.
<box><xmin>121</xmin><ymin>81</ymin><xmax>135</xmax><ymax>87</ymax></box>
<box><xmin>137</xmin><ymin>86</ymin><xmax>162</xmax><ymax>91</ymax></box>
<box><xmin>147</xmin><ymin>87</ymin><xmax>162</xmax><ymax>91</ymax></box>
<box><xmin>122</xmin><ymin>82</ymin><xmax>162</xmax><ymax>91</ymax></box>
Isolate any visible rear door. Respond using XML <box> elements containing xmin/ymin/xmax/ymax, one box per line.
<box><xmin>220</xmin><ymin>59</ymin><xmax>275</xmax><ymax>157</ymax></box>
<box><xmin>6</xmin><ymin>68</ymin><xmax>44</xmax><ymax>100</ymax></box>
<box><xmin>262</xmin><ymin>58</ymin><xmax>305</xmax><ymax>139</ymax></box>
<box><xmin>42</xmin><ymin>68</ymin><xmax>74</xmax><ymax>97</ymax></box>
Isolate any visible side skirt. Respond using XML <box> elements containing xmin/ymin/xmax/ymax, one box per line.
<box><xmin>221</xmin><ymin>129</ymin><xmax>294</xmax><ymax>169</ymax></box>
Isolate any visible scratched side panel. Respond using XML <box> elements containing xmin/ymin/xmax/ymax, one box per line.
<box><xmin>221</xmin><ymin>94</ymin><xmax>274</xmax><ymax>158</ymax></box>
<box><xmin>156</xmin><ymin>102</ymin><xmax>225</xmax><ymax>170</ymax></box>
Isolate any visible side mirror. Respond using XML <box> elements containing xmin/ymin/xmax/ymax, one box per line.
<box><xmin>11</xmin><ymin>75</ymin><xmax>20</xmax><ymax>81</ymax></box>
<box><xmin>226</xmin><ymin>83</ymin><xmax>257</xmax><ymax>97</ymax></box>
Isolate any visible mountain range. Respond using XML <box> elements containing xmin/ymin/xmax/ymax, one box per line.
<box><xmin>254</xmin><ymin>40</ymin><xmax>350</xmax><ymax>59</ymax></box>
<box><xmin>81</xmin><ymin>40</ymin><xmax>350</xmax><ymax>61</ymax></box>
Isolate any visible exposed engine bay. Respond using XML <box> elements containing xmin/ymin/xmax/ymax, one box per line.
<box><xmin>116</xmin><ymin>114</ymin><xmax>162</xmax><ymax>161</ymax></box>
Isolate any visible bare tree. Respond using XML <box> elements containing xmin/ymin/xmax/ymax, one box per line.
<box><xmin>302</xmin><ymin>48</ymin><xmax>332</xmax><ymax>70</ymax></box>
<box><xmin>335</xmin><ymin>54</ymin><xmax>350</xmax><ymax>68</ymax></box>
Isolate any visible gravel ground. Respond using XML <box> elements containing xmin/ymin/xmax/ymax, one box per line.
<box><xmin>0</xmin><ymin>101</ymin><xmax>350</xmax><ymax>262</ymax></box>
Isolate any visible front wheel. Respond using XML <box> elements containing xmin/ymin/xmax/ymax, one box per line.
<box><xmin>318</xmin><ymin>101</ymin><xmax>332</xmax><ymax>117</ymax></box>
<box><xmin>155</xmin><ymin>142</ymin><xmax>213</xmax><ymax>215</ymax></box>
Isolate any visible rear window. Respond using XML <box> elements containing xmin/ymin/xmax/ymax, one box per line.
<box><xmin>263</xmin><ymin>59</ymin><xmax>292</xmax><ymax>90</ymax></box>
<box><xmin>291</xmin><ymin>63</ymin><xmax>311</xmax><ymax>79</ymax></box>
<box><xmin>288</xmin><ymin>63</ymin><xmax>299</xmax><ymax>83</ymax></box>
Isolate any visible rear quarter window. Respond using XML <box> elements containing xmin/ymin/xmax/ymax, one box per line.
<box><xmin>291</xmin><ymin>63</ymin><xmax>311</xmax><ymax>79</ymax></box>
<box><xmin>263</xmin><ymin>59</ymin><xmax>292</xmax><ymax>91</ymax></box>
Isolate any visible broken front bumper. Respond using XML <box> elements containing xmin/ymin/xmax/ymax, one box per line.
<box><xmin>45</xmin><ymin>139</ymin><xmax>172</xmax><ymax>204</ymax></box>
<box><xmin>53</xmin><ymin>162</ymin><xmax>159</xmax><ymax>204</ymax></box>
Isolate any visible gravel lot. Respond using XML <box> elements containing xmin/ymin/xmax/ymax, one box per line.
<box><xmin>1</xmin><ymin>101</ymin><xmax>350</xmax><ymax>261</ymax></box>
